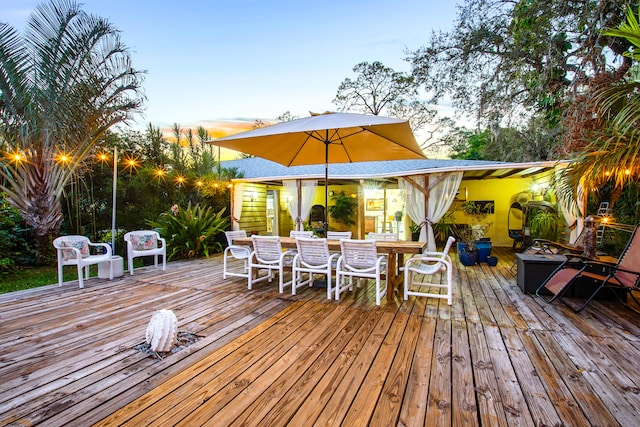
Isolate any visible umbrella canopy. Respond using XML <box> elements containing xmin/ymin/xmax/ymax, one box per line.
<box><xmin>209</xmin><ymin>112</ymin><xmax>426</xmax><ymax>234</ymax></box>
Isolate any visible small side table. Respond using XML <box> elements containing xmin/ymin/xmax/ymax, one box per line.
<box><xmin>516</xmin><ymin>253</ymin><xmax>567</xmax><ymax>294</ymax></box>
<box><xmin>98</xmin><ymin>255</ymin><xmax>124</xmax><ymax>279</ymax></box>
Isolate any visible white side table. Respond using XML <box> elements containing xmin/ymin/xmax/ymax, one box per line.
<box><xmin>98</xmin><ymin>255</ymin><xmax>124</xmax><ymax>279</ymax></box>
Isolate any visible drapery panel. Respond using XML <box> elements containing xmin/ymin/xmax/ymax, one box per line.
<box><xmin>399</xmin><ymin>172</ymin><xmax>462</xmax><ymax>251</ymax></box>
<box><xmin>283</xmin><ymin>180</ymin><xmax>318</xmax><ymax>231</ymax></box>
<box><xmin>232</xmin><ymin>182</ymin><xmax>244</xmax><ymax>231</ymax></box>
<box><xmin>427</xmin><ymin>172</ymin><xmax>463</xmax><ymax>251</ymax></box>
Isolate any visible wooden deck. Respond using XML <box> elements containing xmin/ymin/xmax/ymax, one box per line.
<box><xmin>1</xmin><ymin>247</ymin><xmax>639</xmax><ymax>426</ymax></box>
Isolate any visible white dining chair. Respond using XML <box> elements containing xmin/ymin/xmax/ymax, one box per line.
<box><xmin>366</xmin><ymin>232</ymin><xmax>399</xmax><ymax>241</ymax></box>
<box><xmin>292</xmin><ymin>237</ymin><xmax>339</xmax><ymax>299</ymax></box>
<box><xmin>403</xmin><ymin>236</ymin><xmax>456</xmax><ymax>304</ymax></box>
<box><xmin>335</xmin><ymin>239</ymin><xmax>387</xmax><ymax>306</ymax></box>
<box><xmin>289</xmin><ymin>230</ymin><xmax>314</xmax><ymax>238</ymax></box>
<box><xmin>223</xmin><ymin>230</ymin><xmax>251</xmax><ymax>279</ymax></box>
<box><xmin>326</xmin><ymin>231</ymin><xmax>352</xmax><ymax>240</ymax></box>
<box><xmin>248</xmin><ymin>235</ymin><xmax>296</xmax><ymax>293</ymax></box>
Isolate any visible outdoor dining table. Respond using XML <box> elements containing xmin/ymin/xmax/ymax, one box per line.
<box><xmin>232</xmin><ymin>236</ymin><xmax>428</xmax><ymax>302</ymax></box>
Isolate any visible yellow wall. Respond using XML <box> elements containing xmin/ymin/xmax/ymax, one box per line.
<box><xmin>452</xmin><ymin>178</ymin><xmax>545</xmax><ymax>247</ymax></box>
<box><xmin>237</xmin><ymin>183</ymin><xmax>267</xmax><ymax>234</ymax></box>
<box><xmin>236</xmin><ymin>176</ymin><xmax>556</xmax><ymax>246</ymax></box>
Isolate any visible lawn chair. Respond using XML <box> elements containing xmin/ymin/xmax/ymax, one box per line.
<box><xmin>403</xmin><ymin>236</ymin><xmax>456</xmax><ymax>304</ymax></box>
<box><xmin>291</xmin><ymin>237</ymin><xmax>338</xmax><ymax>299</ymax></box>
<box><xmin>53</xmin><ymin>235</ymin><xmax>112</xmax><ymax>288</ymax></box>
<box><xmin>536</xmin><ymin>226</ymin><xmax>640</xmax><ymax>312</ymax></box>
<box><xmin>124</xmin><ymin>230</ymin><xmax>166</xmax><ymax>275</ymax></box>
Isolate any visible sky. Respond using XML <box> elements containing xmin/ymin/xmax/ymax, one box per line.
<box><xmin>1</xmin><ymin>0</ymin><xmax>460</xmax><ymax>140</ymax></box>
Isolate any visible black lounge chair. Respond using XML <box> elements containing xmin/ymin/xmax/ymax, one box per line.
<box><xmin>535</xmin><ymin>226</ymin><xmax>640</xmax><ymax>312</ymax></box>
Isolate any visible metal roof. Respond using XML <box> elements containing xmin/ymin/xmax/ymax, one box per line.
<box><xmin>221</xmin><ymin>157</ymin><xmax>567</xmax><ymax>185</ymax></box>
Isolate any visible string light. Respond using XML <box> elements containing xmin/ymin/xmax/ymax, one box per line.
<box><xmin>7</xmin><ymin>150</ymin><xmax>24</xmax><ymax>166</ymax></box>
<box><xmin>55</xmin><ymin>150</ymin><xmax>72</xmax><ymax>166</ymax></box>
<box><xmin>154</xmin><ymin>167</ymin><xmax>166</xmax><ymax>182</ymax></box>
<box><xmin>122</xmin><ymin>154</ymin><xmax>139</xmax><ymax>174</ymax></box>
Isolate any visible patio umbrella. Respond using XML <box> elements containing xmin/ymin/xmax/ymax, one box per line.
<box><xmin>209</xmin><ymin>112</ymin><xmax>425</xmax><ymax>234</ymax></box>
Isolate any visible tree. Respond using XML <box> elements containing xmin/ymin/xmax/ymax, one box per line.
<box><xmin>0</xmin><ymin>0</ymin><xmax>144</xmax><ymax>263</ymax></box>
<box><xmin>196</xmin><ymin>126</ymin><xmax>217</xmax><ymax>178</ymax></box>
<box><xmin>333</xmin><ymin>61</ymin><xmax>436</xmax><ymax>148</ymax></box>
<box><xmin>275</xmin><ymin>111</ymin><xmax>299</xmax><ymax>123</ymax></box>
<box><xmin>561</xmin><ymin>5</ymin><xmax>640</xmax><ymax>195</ymax></box>
<box><xmin>408</xmin><ymin>0</ymin><xmax>633</xmax><ymax>131</ymax></box>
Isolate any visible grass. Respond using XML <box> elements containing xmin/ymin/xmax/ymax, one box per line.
<box><xmin>0</xmin><ymin>259</ymin><xmax>145</xmax><ymax>294</ymax></box>
<box><xmin>1</xmin><ymin>265</ymin><xmax>63</xmax><ymax>294</ymax></box>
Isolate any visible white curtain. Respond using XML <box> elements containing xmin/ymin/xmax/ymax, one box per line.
<box><xmin>399</xmin><ymin>175</ymin><xmax>426</xmax><ymax>240</ymax></box>
<box><xmin>232</xmin><ymin>182</ymin><xmax>244</xmax><ymax>231</ymax></box>
<box><xmin>299</xmin><ymin>180</ymin><xmax>317</xmax><ymax>230</ymax></box>
<box><xmin>283</xmin><ymin>180</ymin><xmax>317</xmax><ymax>231</ymax></box>
<box><xmin>399</xmin><ymin>172</ymin><xmax>463</xmax><ymax>251</ymax></box>
<box><xmin>427</xmin><ymin>172</ymin><xmax>463</xmax><ymax>251</ymax></box>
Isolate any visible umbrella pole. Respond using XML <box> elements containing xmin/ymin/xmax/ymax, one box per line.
<box><xmin>324</xmin><ymin>137</ymin><xmax>329</xmax><ymax>237</ymax></box>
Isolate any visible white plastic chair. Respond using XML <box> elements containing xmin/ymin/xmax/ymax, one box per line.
<box><xmin>335</xmin><ymin>239</ymin><xmax>387</xmax><ymax>305</ymax></box>
<box><xmin>326</xmin><ymin>231</ymin><xmax>352</xmax><ymax>240</ymax></box>
<box><xmin>53</xmin><ymin>235</ymin><xmax>112</xmax><ymax>288</ymax></box>
<box><xmin>123</xmin><ymin>230</ymin><xmax>166</xmax><ymax>275</ymax></box>
<box><xmin>292</xmin><ymin>237</ymin><xmax>339</xmax><ymax>299</ymax></box>
<box><xmin>248</xmin><ymin>235</ymin><xmax>296</xmax><ymax>293</ymax></box>
<box><xmin>367</xmin><ymin>232</ymin><xmax>399</xmax><ymax>241</ymax></box>
<box><xmin>403</xmin><ymin>236</ymin><xmax>456</xmax><ymax>304</ymax></box>
<box><xmin>289</xmin><ymin>230</ymin><xmax>314</xmax><ymax>238</ymax></box>
<box><xmin>223</xmin><ymin>230</ymin><xmax>251</xmax><ymax>279</ymax></box>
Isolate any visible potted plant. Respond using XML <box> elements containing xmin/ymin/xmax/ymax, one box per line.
<box><xmin>409</xmin><ymin>222</ymin><xmax>421</xmax><ymax>241</ymax></box>
<box><xmin>456</xmin><ymin>226</ymin><xmax>478</xmax><ymax>266</ymax></box>
<box><xmin>528</xmin><ymin>210</ymin><xmax>558</xmax><ymax>241</ymax></box>
<box><xmin>329</xmin><ymin>191</ymin><xmax>357</xmax><ymax>230</ymax></box>
<box><xmin>433</xmin><ymin>211</ymin><xmax>457</xmax><ymax>246</ymax></box>
<box><xmin>460</xmin><ymin>201</ymin><xmax>493</xmax><ymax>263</ymax></box>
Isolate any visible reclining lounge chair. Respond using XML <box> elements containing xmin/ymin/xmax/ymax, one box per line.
<box><xmin>535</xmin><ymin>226</ymin><xmax>640</xmax><ymax>312</ymax></box>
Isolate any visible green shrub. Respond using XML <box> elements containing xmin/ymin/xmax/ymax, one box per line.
<box><xmin>148</xmin><ymin>203</ymin><xmax>228</xmax><ymax>260</ymax></box>
<box><xmin>0</xmin><ymin>193</ymin><xmax>36</xmax><ymax>273</ymax></box>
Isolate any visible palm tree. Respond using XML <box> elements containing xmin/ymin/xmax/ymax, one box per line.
<box><xmin>0</xmin><ymin>0</ymin><xmax>144</xmax><ymax>263</ymax></box>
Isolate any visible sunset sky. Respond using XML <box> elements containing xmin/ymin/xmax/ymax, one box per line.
<box><xmin>2</xmin><ymin>0</ymin><xmax>460</xmax><ymax>149</ymax></box>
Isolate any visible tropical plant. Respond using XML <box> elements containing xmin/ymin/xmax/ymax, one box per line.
<box><xmin>328</xmin><ymin>191</ymin><xmax>357</xmax><ymax>228</ymax></box>
<box><xmin>0</xmin><ymin>0</ymin><xmax>145</xmax><ymax>263</ymax></box>
<box><xmin>433</xmin><ymin>210</ymin><xmax>457</xmax><ymax>244</ymax></box>
<box><xmin>528</xmin><ymin>211</ymin><xmax>558</xmax><ymax>240</ymax></box>
<box><xmin>148</xmin><ymin>203</ymin><xmax>228</xmax><ymax>260</ymax></box>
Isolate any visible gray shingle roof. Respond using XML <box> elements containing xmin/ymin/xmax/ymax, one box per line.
<box><xmin>220</xmin><ymin>157</ymin><xmax>534</xmax><ymax>182</ymax></box>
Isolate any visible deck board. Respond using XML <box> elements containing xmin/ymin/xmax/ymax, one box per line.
<box><xmin>0</xmin><ymin>247</ymin><xmax>639</xmax><ymax>426</ymax></box>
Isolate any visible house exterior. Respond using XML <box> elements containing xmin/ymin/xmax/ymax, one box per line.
<box><xmin>221</xmin><ymin>157</ymin><xmax>569</xmax><ymax>248</ymax></box>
